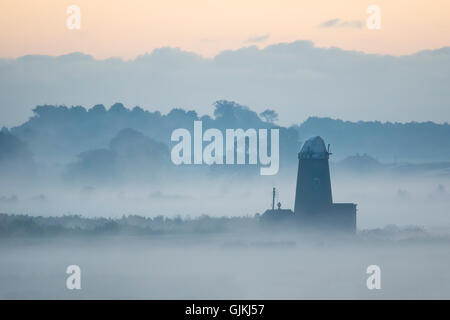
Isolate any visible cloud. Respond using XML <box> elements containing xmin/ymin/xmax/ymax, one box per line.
<box><xmin>244</xmin><ymin>34</ymin><xmax>270</xmax><ymax>43</ymax></box>
<box><xmin>319</xmin><ymin>18</ymin><xmax>340</xmax><ymax>28</ymax></box>
<box><xmin>0</xmin><ymin>40</ymin><xmax>449</xmax><ymax>127</ymax></box>
<box><xmin>339</xmin><ymin>20</ymin><xmax>363</xmax><ymax>28</ymax></box>
<box><xmin>319</xmin><ymin>18</ymin><xmax>363</xmax><ymax>29</ymax></box>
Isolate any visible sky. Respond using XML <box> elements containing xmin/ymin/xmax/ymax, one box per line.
<box><xmin>0</xmin><ymin>0</ymin><xmax>449</xmax><ymax>59</ymax></box>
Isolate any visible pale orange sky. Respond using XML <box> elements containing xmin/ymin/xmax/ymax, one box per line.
<box><xmin>0</xmin><ymin>0</ymin><xmax>449</xmax><ymax>59</ymax></box>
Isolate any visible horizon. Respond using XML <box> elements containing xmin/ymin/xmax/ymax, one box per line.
<box><xmin>6</xmin><ymin>41</ymin><xmax>450</xmax><ymax>62</ymax></box>
<box><xmin>4</xmin><ymin>101</ymin><xmax>450</xmax><ymax>131</ymax></box>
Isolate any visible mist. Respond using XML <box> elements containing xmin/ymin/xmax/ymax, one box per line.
<box><xmin>1</xmin><ymin>229</ymin><xmax>450</xmax><ymax>299</ymax></box>
<box><xmin>1</xmin><ymin>101</ymin><xmax>450</xmax><ymax>299</ymax></box>
<box><xmin>1</xmin><ymin>170</ymin><xmax>449</xmax><ymax>230</ymax></box>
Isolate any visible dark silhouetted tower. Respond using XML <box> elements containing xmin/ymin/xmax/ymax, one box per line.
<box><xmin>261</xmin><ymin>136</ymin><xmax>356</xmax><ymax>231</ymax></box>
<box><xmin>294</xmin><ymin>136</ymin><xmax>356</xmax><ymax>231</ymax></box>
<box><xmin>294</xmin><ymin>136</ymin><xmax>332</xmax><ymax>214</ymax></box>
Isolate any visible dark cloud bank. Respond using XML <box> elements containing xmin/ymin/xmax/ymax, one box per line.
<box><xmin>1</xmin><ymin>40</ymin><xmax>450</xmax><ymax>128</ymax></box>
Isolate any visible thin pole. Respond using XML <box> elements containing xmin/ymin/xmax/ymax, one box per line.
<box><xmin>272</xmin><ymin>187</ymin><xmax>275</xmax><ymax>210</ymax></box>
